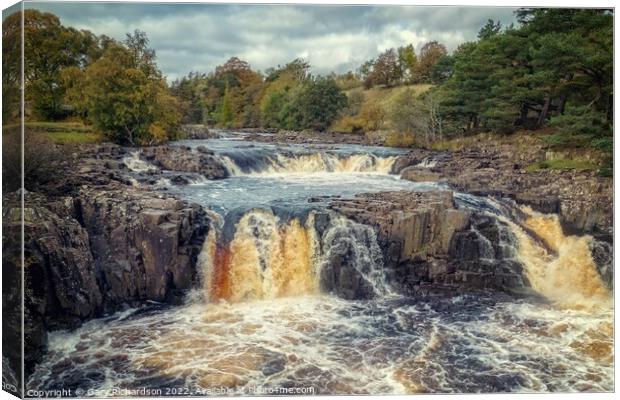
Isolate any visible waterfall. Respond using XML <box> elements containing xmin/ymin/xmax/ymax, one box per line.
<box><xmin>454</xmin><ymin>193</ymin><xmax>612</xmax><ymax>309</ymax></box>
<box><xmin>199</xmin><ymin>208</ymin><xmax>390</xmax><ymax>303</ymax></box>
<box><xmin>506</xmin><ymin>207</ymin><xmax>611</xmax><ymax>310</ymax></box>
<box><xmin>218</xmin><ymin>151</ymin><xmax>398</xmax><ymax>176</ymax></box>
<box><xmin>415</xmin><ymin>156</ymin><xmax>437</xmax><ymax>168</ymax></box>
<box><xmin>122</xmin><ymin>151</ymin><xmax>158</xmax><ymax>172</ymax></box>
<box><xmin>319</xmin><ymin>215</ymin><xmax>391</xmax><ymax>297</ymax></box>
<box><xmin>202</xmin><ymin>209</ymin><xmax>320</xmax><ymax>303</ymax></box>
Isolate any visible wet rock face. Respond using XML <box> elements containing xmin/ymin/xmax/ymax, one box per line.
<box><xmin>3</xmin><ymin>197</ymin><xmax>25</xmax><ymax>386</ymax></box>
<box><xmin>140</xmin><ymin>145</ymin><xmax>228</xmax><ymax>180</ymax></box>
<box><xmin>590</xmin><ymin>239</ymin><xmax>613</xmax><ymax>290</ymax></box>
<box><xmin>325</xmin><ymin>191</ymin><xmax>531</xmax><ymax>298</ymax></box>
<box><xmin>319</xmin><ymin>244</ymin><xmax>377</xmax><ymax>300</ymax></box>
<box><xmin>396</xmin><ymin>146</ymin><xmax>613</xmax><ymax>242</ymax></box>
<box><xmin>4</xmin><ymin>194</ymin><xmax>103</xmax><ymax>376</ymax></box>
<box><xmin>327</xmin><ymin>191</ymin><xmax>504</xmax><ymax>297</ymax></box>
<box><xmin>314</xmin><ymin>212</ymin><xmax>384</xmax><ymax>300</ymax></box>
<box><xmin>4</xmin><ymin>186</ymin><xmax>211</xmax><ymax>375</ymax></box>
<box><xmin>75</xmin><ymin>187</ymin><xmax>210</xmax><ymax>311</ymax></box>
<box><xmin>446</xmin><ymin>214</ymin><xmax>527</xmax><ymax>293</ymax></box>
<box><xmin>330</xmin><ymin>191</ymin><xmax>469</xmax><ymax>263</ymax></box>
<box><xmin>24</xmin><ymin>206</ymin><xmax>103</xmax><ymax>328</ymax></box>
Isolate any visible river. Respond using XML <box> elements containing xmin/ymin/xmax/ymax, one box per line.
<box><xmin>27</xmin><ymin>131</ymin><xmax>613</xmax><ymax>395</ymax></box>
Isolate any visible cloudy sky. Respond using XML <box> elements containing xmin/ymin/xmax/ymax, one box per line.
<box><xmin>23</xmin><ymin>1</ymin><xmax>518</xmax><ymax>81</ymax></box>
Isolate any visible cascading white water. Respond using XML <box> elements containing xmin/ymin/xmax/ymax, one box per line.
<box><xmin>219</xmin><ymin>152</ymin><xmax>398</xmax><ymax>176</ymax></box>
<box><xmin>202</xmin><ymin>209</ymin><xmax>320</xmax><ymax>303</ymax></box>
<box><xmin>506</xmin><ymin>207</ymin><xmax>611</xmax><ymax>310</ymax></box>
<box><xmin>415</xmin><ymin>157</ymin><xmax>437</xmax><ymax>168</ymax></box>
<box><xmin>319</xmin><ymin>215</ymin><xmax>391</xmax><ymax>297</ymax></box>
<box><xmin>28</xmin><ymin>136</ymin><xmax>613</xmax><ymax>394</ymax></box>
<box><xmin>200</xmin><ymin>209</ymin><xmax>391</xmax><ymax>304</ymax></box>
<box><xmin>122</xmin><ymin>151</ymin><xmax>158</xmax><ymax>172</ymax></box>
<box><xmin>456</xmin><ymin>193</ymin><xmax>612</xmax><ymax>310</ymax></box>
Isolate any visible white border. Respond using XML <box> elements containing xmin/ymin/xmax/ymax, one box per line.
<box><xmin>0</xmin><ymin>2</ymin><xmax>616</xmax><ymax>400</ymax></box>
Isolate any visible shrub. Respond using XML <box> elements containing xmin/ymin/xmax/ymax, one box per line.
<box><xmin>357</xmin><ymin>101</ymin><xmax>386</xmax><ymax>131</ymax></box>
<box><xmin>385</xmin><ymin>132</ymin><xmax>416</xmax><ymax>148</ymax></box>
<box><xmin>331</xmin><ymin>115</ymin><xmax>365</xmax><ymax>134</ymax></box>
<box><xmin>2</xmin><ymin>129</ymin><xmax>62</xmax><ymax>192</ymax></box>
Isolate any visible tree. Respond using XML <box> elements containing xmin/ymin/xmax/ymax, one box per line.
<box><xmin>266</xmin><ymin>58</ymin><xmax>310</xmax><ymax>83</ymax></box>
<box><xmin>292</xmin><ymin>77</ymin><xmax>348</xmax><ymax>131</ymax></box>
<box><xmin>430</xmin><ymin>55</ymin><xmax>454</xmax><ymax>83</ymax></box>
<box><xmin>218</xmin><ymin>82</ymin><xmax>234</xmax><ymax>127</ymax></box>
<box><xmin>435</xmin><ymin>8</ymin><xmax>612</xmax><ymax>137</ymax></box>
<box><xmin>71</xmin><ymin>42</ymin><xmax>180</xmax><ymax>145</ymax></box>
<box><xmin>397</xmin><ymin>44</ymin><xmax>418</xmax><ymax>84</ymax></box>
<box><xmin>2</xmin><ymin>10</ymin><xmax>21</xmax><ymax>123</ymax></box>
<box><xmin>170</xmin><ymin>72</ymin><xmax>208</xmax><ymax>124</ymax></box>
<box><xmin>478</xmin><ymin>19</ymin><xmax>502</xmax><ymax>40</ymax></box>
<box><xmin>4</xmin><ymin>10</ymin><xmax>100</xmax><ymax>120</ymax></box>
<box><xmin>124</xmin><ymin>29</ymin><xmax>159</xmax><ymax>78</ymax></box>
<box><xmin>417</xmin><ymin>41</ymin><xmax>448</xmax><ymax>82</ymax></box>
<box><xmin>389</xmin><ymin>88</ymin><xmax>421</xmax><ymax>136</ymax></box>
<box><xmin>357</xmin><ymin>59</ymin><xmax>375</xmax><ymax>88</ymax></box>
<box><xmin>368</xmin><ymin>48</ymin><xmax>401</xmax><ymax>87</ymax></box>
<box><xmin>261</xmin><ymin>91</ymin><xmax>288</xmax><ymax>128</ymax></box>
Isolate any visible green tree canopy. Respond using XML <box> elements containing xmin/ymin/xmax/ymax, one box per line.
<box><xmin>69</xmin><ymin>41</ymin><xmax>180</xmax><ymax>145</ymax></box>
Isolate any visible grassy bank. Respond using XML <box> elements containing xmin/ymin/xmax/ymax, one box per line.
<box><xmin>3</xmin><ymin>121</ymin><xmax>103</xmax><ymax>145</ymax></box>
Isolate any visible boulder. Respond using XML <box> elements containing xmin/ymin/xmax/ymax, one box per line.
<box><xmin>400</xmin><ymin>166</ymin><xmax>442</xmax><ymax>182</ymax></box>
<box><xmin>141</xmin><ymin>145</ymin><xmax>228</xmax><ymax>179</ymax></box>
<box><xmin>179</xmin><ymin>124</ymin><xmax>217</xmax><ymax>139</ymax></box>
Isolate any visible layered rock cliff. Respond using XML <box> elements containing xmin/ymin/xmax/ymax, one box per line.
<box><xmin>396</xmin><ymin>147</ymin><xmax>613</xmax><ymax>242</ymax></box>
<box><xmin>324</xmin><ymin>191</ymin><xmax>529</xmax><ymax>298</ymax></box>
<box><xmin>3</xmin><ymin>165</ymin><xmax>213</xmax><ymax>375</ymax></box>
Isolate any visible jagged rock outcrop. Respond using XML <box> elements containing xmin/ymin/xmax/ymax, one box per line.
<box><xmin>73</xmin><ymin>186</ymin><xmax>210</xmax><ymax>311</ymax></box>
<box><xmin>141</xmin><ymin>145</ymin><xmax>228</xmax><ymax>179</ymax></box>
<box><xmin>3</xmin><ymin>196</ymin><xmax>24</xmax><ymax>389</ymax></box>
<box><xmin>313</xmin><ymin>212</ymin><xmax>385</xmax><ymax>300</ymax></box>
<box><xmin>325</xmin><ymin>191</ymin><xmax>530</xmax><ymax>298</ymax></box>
<box><xmin>446</xmin><ymin>214</ymin><xmax>527</xmax><ymax>292</ymax></box>
<box><xmin>180</xmin><ymin>124</ymin><xmax>217</xmax><ymax>139</ymax></box>
<box><xmin>4</xmin><ymin>193</ymin><xmax>103</xmax><ymax>376</ymax></box>
<box><xmin>590</xmin><ymin>239</ymin><xmax>613</xmax><ymax>290</ymax></box>
<box><xmin>397</xmin><ymin>146</ymin><xmax>612</xmax><ymax>242</ymax></box>
<box><xmin>329</xmin><ymin>191</ymin><xmax>469</xmax><ymax>262</ymax></box>
<box><xmin>3</xmin><ymin>185</ymin><xmax>212</xmax><ymax>375</ymax></box>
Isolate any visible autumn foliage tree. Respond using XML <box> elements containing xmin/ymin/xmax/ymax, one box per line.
<box><xmin>67</xmin><ymin>32</ymin><xmax>180</xmax><ymax>145</ymax></box>
<box><xmin>367</xmin><ymin>48</ymin><xmax>401</xmax><ymax>87</ymax></box>
<box><xmin>2</xmin><ymin>10</ymin><xmax>101</xmax><ymax>121</ymax></box>
<box><xmin>416</xmin><ymin>41</ymin><xmax>448</xmax><ymax>83</ymax></box>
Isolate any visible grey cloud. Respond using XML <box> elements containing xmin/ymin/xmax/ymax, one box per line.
<box><xmin>22</xmin><ymin>2</ymin><xmax>518</xmax><ymax>81</ymax></box>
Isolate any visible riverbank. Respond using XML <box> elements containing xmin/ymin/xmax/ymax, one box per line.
<box><xmin>230</xmin><ymin>128</ymin><xmax>613</xmax><ymax>241</ymax></box>
<box><xmin>4</xmin><ymin>132</ymin><xmax>613</xmax><ymax>392</ymax></box>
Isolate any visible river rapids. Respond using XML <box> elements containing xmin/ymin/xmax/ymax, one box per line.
<box><xmin>27</xmin><ymin>131</ymin><xmax>613</xmax><ymax>395</ymax></box>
